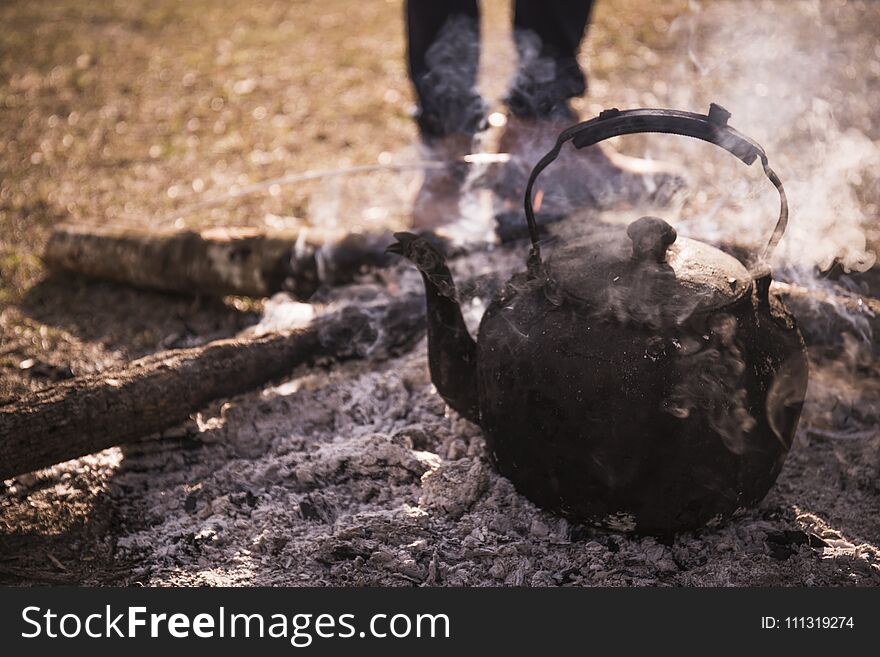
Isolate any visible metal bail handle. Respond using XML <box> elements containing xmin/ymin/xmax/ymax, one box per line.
<box><xmin>522</xmin><ymin>103</ymin><xmax>789</xmax><ymax>273</ymax></box>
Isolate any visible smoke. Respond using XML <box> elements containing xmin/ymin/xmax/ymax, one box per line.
<box><xmin>654</xmin><ymin>0</ymin><xmax>878</xmax><ymax>275</ymax></box>
<box><xmin>661</xmin><ymin>313</ymin><xmax>756</xmax><ymax>454</ymax></box>
<box><xmin>312</xmin><ymin>2</ymin><xmax>878</xmax><ymax>287</ymax></box>
<box><xmin>307</xmin><ymin>147</ymin><xmax>423</xmax><ymax>235</ymax></box>
<box><xmin>642</xmin><ymin>1</ymin><xmax>880</xmax><ymax>449</ymax></box>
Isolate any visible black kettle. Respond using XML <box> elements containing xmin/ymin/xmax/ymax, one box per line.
<box><xmin>387</xmin><ymin>104</ymin><xmax>809</xmax><ymax>534</ymax></box>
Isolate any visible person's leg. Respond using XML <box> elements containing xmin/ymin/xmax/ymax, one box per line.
<box><xmin>406</xmin><ymin>1</ymin><xmax>488</xmax><ymax>230</ymax></box>
<box><xmin>406</xmin><ymin>0</ymin><xmax>485</xmax><ymax>141</ymax></box>
<box><xmin>508</xmin><ymin>0</ymin><xmax>595</xmax><ymax>120</ymax></box>
<box><xmin>495</xmin><ymin>0</ymin><xmax>684</xmax><ymax>215</ymax></box>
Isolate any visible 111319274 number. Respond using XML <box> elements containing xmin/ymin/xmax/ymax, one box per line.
<box><xmin>785</xmin><ymin>617</ymin><xmax>854</xmax><ymax>629</ymax></box>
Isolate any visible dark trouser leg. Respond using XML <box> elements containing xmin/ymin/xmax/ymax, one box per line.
<box><xmin>508</xmin><ymin>0</ymin><xmax>595</xmax><ymax>120</ymax></box>
<box><xmin>406</xmin><ymin>0</ymin><xmax>486</xmax><ymax>142</ymax></box>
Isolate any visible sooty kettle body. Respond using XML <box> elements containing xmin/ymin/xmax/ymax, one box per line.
<box><xmin>387</xmin><ymin>105</ymin><xmax>809</xmax><ymax>534</ymax></box>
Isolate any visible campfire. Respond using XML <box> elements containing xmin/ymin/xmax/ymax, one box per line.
<box><xmin>2</xmin><ymin>0</ymin><xmax>878</xmax><ymax>588</ymax></box>
<box><xmin>0</xmin><ymin>105</ymin><xmax>880</xmax><ymax>556</ymax></box>
<box><xmin>3</xmin><ymin>177</ymin><xmax>879</xmax><ymax>584</ymax></box>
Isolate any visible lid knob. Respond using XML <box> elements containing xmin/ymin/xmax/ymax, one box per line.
<box><xmin>627</xmin><ymin>216</ymin><xmax>677</xmax><ymax>263</ymax></box>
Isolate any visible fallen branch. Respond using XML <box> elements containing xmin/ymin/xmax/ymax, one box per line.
<box><xmin>43</xmin><ymin>223</ymin><xmax>392</xmax><ymax>299</ymax></box>
<box><xmin>0</xmin><ymin>294</ymin><xmax>424</xmax><ymax>481</ymax></box>
<box><xmin>772</xmin><ymin>281</ymin><xmax>880</xmax><ymax>353</ymax></box>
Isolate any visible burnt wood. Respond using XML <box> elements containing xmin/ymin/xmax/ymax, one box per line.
<box><xmin>43</xmin><ymin>223</ymin><xmax>390</xmax><ymax>299</ymax></box>
<box><xmin>0</xmin><ymin>295</ymin><xmax>423</xmax><ymax>481</ymax></box>
<box><xmin>774</xmin><ymin>281</ymin><xmax>880</xmax><ymax>354</ymax></box>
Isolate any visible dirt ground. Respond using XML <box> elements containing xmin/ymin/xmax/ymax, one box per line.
<box><xmin>1</xmin><ymin>0</ymin><xmax>879</xmax><ymax>585</ymax></box>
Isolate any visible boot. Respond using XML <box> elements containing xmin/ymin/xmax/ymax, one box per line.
<box><xmin>494</xmin><ymin>114</ymin><xmax>686</xmax><ymax>216</ymax></box>
<box><xmin>411</xmin><ymin>133</ymin><xmax>475</xmax><ymax>231</ymax></box>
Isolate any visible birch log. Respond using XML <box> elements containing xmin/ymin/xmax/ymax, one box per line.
<box><xmin>43</xmin><ymin>223</ymin><xmax>392</xmax><ymax>298</ymax></box>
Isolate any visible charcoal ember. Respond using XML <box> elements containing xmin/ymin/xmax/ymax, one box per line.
<box><xmin>315</xmin><ymin>509</ymin><xmax>431</xmax><ymax>578</ymax></box>
<box><xmin>298</xmin><ymin>494</ymin><xmax>336</xmax><ymax>523</ymax></box>
<box><xmin>487</xmin><ymin>560</ymin><xmax>506</xmax><ymax>580</ymax></box>
<box><xmin>183</xmin><ymin>492</ymin><xmax>199</xmax><ymax>513</ymax></box>
<box><xmin>367</xmin><ymin>549</ymin><xmax>426</xmax><ymax>582</ymax></box>
<box><xmin>230</xmin><ymin>489</ymin><xmax>259</xmax><ymax>508</ymax></box>
<box><xmin>419</xmin><ymin>460</ymin><xmax>489</xmax><ymax>519</ymax></box>
<box><xmin>372</xmin><ymin>295</ymin><xmax>426</xmax><ymax>358</ymax></box>
<box><xmin>529</xmin><ymin>570</ymin><xmax>556</xmax><ymax>586</ymax></box>
<box><xmin>292</xmin><ymin>434</ymin><xmax>430</xmax><ymax>490</ymax></box>
<box><xmin>268</xmin><ymin>536</ymin><xmax>290</xmax><ymax>556</ymax></box>
<box><xmin>316</xmin><ymin>540</ymin><xmax>372</xmax><ymax>565</ymax></box>
<box><xmin>425</xmin><ymin>551</ymin><xmax>443</xmax><ymax>585</ymax></box>
<box><xmin>315</xmin><ymin>293</ymin><xmax>424</xmax><ymax>360</ymax></box>
<box><xmin>391</xmin><ymin>426</ymin><xmax>436</xmax><ymax>450</ymax></box>
<box><xmin>765</xmin><ymin>529</ymin><xmax>827</xmax><ymax>560</ymax></box>
<box><xmin>503</xmin><ymin>557</ymin><xmax>532</xmax><ymax>586</ymax></box>
<box><xmin>316</xmin><ymin>305</ymin><xmax>379</xmax><ymax>357</ymax></box>
<box><xmin>445</xmin><ymin>438</ymin><xmax>468</xmax><ymax>460</ymax></box>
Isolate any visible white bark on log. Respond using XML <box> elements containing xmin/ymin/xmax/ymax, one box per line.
<box><xmin>43</xmin><ymin>223</ymin><xmax>343</xmax><ymax>298</ymax></box>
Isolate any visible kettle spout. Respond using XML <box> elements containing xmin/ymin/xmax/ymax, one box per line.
<box><xmin>386</xmin><ymin>232</ymin><xmax>480</xmax><ymax>423</ymax></box>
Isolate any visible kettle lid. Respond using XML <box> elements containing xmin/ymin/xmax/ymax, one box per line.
<box><xmin>543</xmin><ymin>216</ymin><xmax>752</xmax><ymax>327</ymax></box>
